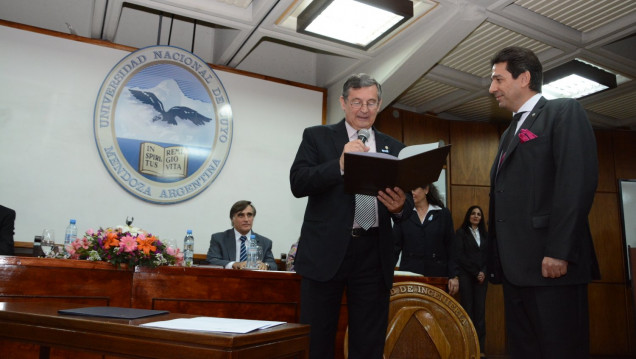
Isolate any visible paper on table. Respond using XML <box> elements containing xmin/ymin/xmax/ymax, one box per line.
<box><xmin>140</xmin><ymin>316</ymin><xmax>285</xmax><ymax>334</ymax></box>
<box><xmin>394</xmin><ymin>270</ymin><xmax>424</xmax><ymax>277</ymax></box>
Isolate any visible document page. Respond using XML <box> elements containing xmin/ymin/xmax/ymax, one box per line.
<box><xmin>140</xmin><ymin>316</ymin><xmax>285</xmax><ymax>334</ymax></box>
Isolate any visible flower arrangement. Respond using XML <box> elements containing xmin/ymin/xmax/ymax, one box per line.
<box><xmin>65</xmin><ymin>224</ymin><xmax>184</xmax><ymax>268</ymax></box>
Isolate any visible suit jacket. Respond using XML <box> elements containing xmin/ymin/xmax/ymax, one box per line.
<box><xmin>456</xmin><ymin>226</ymin><xmax>488</xmax><ymax>278</ymax></box>
<box><xmin>290</xmin><ymin>119</ymin><xmax>412</xmax><ymax>288</ymax></box>
<box><xmin>0</xmin><ymin>205</ymin><xmax>16</xmax><ymax>256</ymax></box>
<box><xmin>206</xmin><ymin>229</ymin><xmax>278</xmax><ymax>270</ymax></box>
<box><xmin>488</xmin><ymin>97</ymin><xmax>600</xmax><ymax>286</ymax></box>
<box><xmin>394</xmin><ymin>207</ymin><xmax>458</xmax><ymax>278</ymax></box>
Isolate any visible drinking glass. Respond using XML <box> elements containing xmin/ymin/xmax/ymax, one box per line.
<box><xmin>41</xmin><ymin>229</ymin><xmax>55</xmax><ymax>256</ymax></box>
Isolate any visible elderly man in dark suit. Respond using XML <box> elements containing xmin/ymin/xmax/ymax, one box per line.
<box><xmin>206</xmin><ymin>200</ymin><xmax>277</xmax><ymax>271</ymax></box>
<box><xmin>290</xmin><ymin>73</ymin><xmax>412</xmax><ymax>359</ymax></box>
<box><xmin>0</xmin><ymin>205</ymin><xmax>16</xmax><ymax>255</ymax></box>
<box><xmin>487</xmin><ymin>46</ymin><xmax>599</xmax><ymax>359</ymax></box>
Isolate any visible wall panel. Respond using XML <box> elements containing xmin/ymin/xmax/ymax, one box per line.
<box><xmin>449</xmin><ymin>121</ymin><xmax>499</xmax><ymax>187</ymax></box>
<box><xmin>590</xmin><ymin>192</ymin><xmax>626</xmax><ymax>283</ymax></box>
<box><xmin>614</xmin><ymin>131</ymin><xmax>636</xmax><ymax>180</ymax></box>
<box><xmin>595</xmin><ymin>130</ymin><xmax>617</xmax><ymax>193</ymax></box>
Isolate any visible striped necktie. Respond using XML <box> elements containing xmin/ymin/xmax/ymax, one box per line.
<box><xmin>239</xmin><ymin>235</ymin><xmax>247</xmax><ymax>262</ymax></box>
<box><xmin>355</xmin><ymin>194</ymin><xmax>376</xmax><ymax>230</ymax></box>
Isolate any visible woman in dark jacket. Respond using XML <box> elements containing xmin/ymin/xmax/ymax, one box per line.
<box><xmin>456</xmin><ymin>205</ymin><xmax>488</xmax><ymax>356</ymax></box>
<box><xmin>394</xmin><ymin>183</ymin><xmax>458</xmax><ymax>295</ymax></box>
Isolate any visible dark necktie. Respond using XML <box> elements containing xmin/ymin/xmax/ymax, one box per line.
<box><xmin>498</xmin><ymin>112</ymin><xmax>524</xmax><ymax>170</ymax></box>
<box><xmin>239</xmin><ymin>235</ymin><xmax>247</xmax><ymax>262</ymax></box>
<box><xmin>355</xmin><ymin>194</ymin><xmax>376</xmax><ymax>230</ymax></box>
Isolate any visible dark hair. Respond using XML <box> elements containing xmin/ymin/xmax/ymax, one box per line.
<box><xmin>460</xmin><ymin>205</ymin><xmax>487</xmax><ymax>233</ymax></box>
<box><xmin>424</xmin><ymin>183</ymin><xmax>445</xmax><ymax>208</ymax></box>
<box><xmin>342</xmin><ymin>73</ymin><xmax>382</xmax><ymax>100</ymax></box>
<box><xmin>490</xmin><ymin>46</ymin><xmax>542</xmax><ymax>92</ymax></box>
<box><xmin>229</xmin><ymin>200</ymin><xmax>256</xmax><ymax>219</ymax></box>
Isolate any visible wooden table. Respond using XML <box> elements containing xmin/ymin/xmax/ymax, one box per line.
<box><xmin>0</xmin><ymin>256</ymin><xmax>447</xmax><ymax>359</ymax></box>
<box><xmin>0</xmin><ymin>301</ymin><xmax>309</xmax><ymax>359</ymax></box>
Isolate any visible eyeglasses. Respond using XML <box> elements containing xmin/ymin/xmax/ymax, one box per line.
<box><xmin>348</xmin><ymin>99</ymin><xmax>378</xmax><ymax>110</ymax></box>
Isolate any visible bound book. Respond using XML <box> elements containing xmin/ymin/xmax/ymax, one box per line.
<box><xmin>58</xmin><ymin>306</ymin><xmax>169</xmax><ymax>319</ymax></box>
<box><xmin>344</xmin><ymin>143</ymin><xmax>450</xmax><ymax>196</ymax></box>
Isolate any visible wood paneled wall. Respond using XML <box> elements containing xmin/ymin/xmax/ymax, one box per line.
<box><xmin>375</xmin><ymin>106</ymin><xmax>636</xmax><ymax>357</ymax></box>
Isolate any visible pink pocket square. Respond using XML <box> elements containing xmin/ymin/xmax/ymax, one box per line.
<box><xmin>518</xmin><ymin>129</ymin><xmax>538</xmax><ymax>143</ymax></box>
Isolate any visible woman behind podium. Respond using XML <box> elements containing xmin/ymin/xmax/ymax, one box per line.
<box><xmin>393</xmin><ymin>183</ymin><xmax>459</xmax><ymax>295</ymax></box>
<box><xmin>456</xmin><ymin>205</ymin><xmax>488</xmax><ymax>356</ymax></box>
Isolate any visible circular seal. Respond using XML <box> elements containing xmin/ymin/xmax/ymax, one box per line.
<box><xmin>94</xmin><ymin>45</ymin><xmax>232</xmax><ymax>204</ymax></box>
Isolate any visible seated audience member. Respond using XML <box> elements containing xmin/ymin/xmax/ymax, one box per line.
<box><xmin>206</xmin><ymin>200</ymin><xmax>277</xmax><ymax>270</ymax></box>
<box><xmin>0</xmin><ymin>205</ymin><xmax>16</xmax><ymax>255</ymax></box>
<box><xmin>286</xmin><ymin>241</ymin><xmax>298</xmax><ymax>271</ymax></box>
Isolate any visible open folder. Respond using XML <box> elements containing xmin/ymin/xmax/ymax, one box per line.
<box><xmin>344</xmin><ymin>144</ymin><xmax>451</xmax><ymax>196</ymax></box>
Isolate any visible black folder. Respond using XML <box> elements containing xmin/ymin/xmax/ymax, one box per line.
<box><xmin>344</xmin><ymin>144</ymin><xmax>451</xmax><ymax>196</ymax></box>
<box><xmin>58</xmin><ymin>306</ymin><xmax>169</xmax><ymax>319</ymax></box>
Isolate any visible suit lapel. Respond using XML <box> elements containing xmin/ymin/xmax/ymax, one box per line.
<box><xmin>374</xmin><ymin>128</ymin><xmax>396</xmax><ymax>156</ymax></box>
<box><xmin>497</xmin><ymin>97</ymin><xmax>547</xmax><ymax>171</ymax></box>
<box><xmin>332</xmin><ymin>120</ymin><xmax>350</xmax><ymax>155</ymax></box>
<box><xmin>226</xmin><ymin>230</ymin><xmax>237</xmax><ymax>261</ymax></box>
<box><xmin>506</xmin><ymin>97</ymin><xmax>546</xmax><ymax>159</ymax></box>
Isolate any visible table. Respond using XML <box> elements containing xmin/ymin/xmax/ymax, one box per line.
<box><xmin>0</xmin><ymin>301</ymin><xmax>309</xmax><ymax>359</ymax></box>
<box><xmin>0</xmin><ymin>256</ymin><xmax>446</xmax><ymax>359</ymax></box>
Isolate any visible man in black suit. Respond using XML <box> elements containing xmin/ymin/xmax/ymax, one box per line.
<box><xmin>206</xmin><ymin>200</ymin><xmax>277</xmax><ymax>270</ymax></box>
<box><xmin>487</xmin><ymin>46</ymin><xmax>599</xmax><ymax>359</ymax></box>
<box><xmin>290</xmin><ymin>73</ymin><xmax>412</xmax><ymax>359</ymax></box>
<box><xmin>0</xmin><ymin>205</ymin><xmax>16</xmax><ymax>255</ymax></box>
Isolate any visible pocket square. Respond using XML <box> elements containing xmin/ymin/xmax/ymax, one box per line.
<box><xmin>518</xmin><ymin>129</ymin><xmax>538</xmax><ymax>143</ymax></box>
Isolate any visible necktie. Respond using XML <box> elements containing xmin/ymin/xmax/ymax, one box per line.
<box><xmin>239</xmin><ymin>235</ymin><xmax>247</xmax><ymax>262</ymax></box>
<box><xmin>355</xmin><ymin>194</ymin><xmax>376</xmax><ymax>230</ymax></box>
<box><xmin>498</xmin><ymin>112</ymin><xmax>524</xmax><ymax>170</ymax></box>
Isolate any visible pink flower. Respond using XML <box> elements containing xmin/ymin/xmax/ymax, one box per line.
<box><xmin>166</xmin><ymin>246</ymin><xmax>179</xmax><ymax>256</ymax></box>
<box><xmin>65</xmin><ymin>244</ymin><xmax>76</xmax><ymax>257</ymax></box>
<box><xmin>518</xmin><ymin>129</ymin><xmax>538</xmax><ymax>143</ymax></box>
<box><xmin>174</xmin><ymin>251</ymin><xmax>185</xmax><ymax>266</ymax></box>
<box><xmin>86</xmin><ymin>228</ymin><xmax>95</xmax><ymax>236</ymax></box>
<box><xmin>119</xmin><ymin>235</ymin><xmax>138</xmax><ymax>253</ymax></box>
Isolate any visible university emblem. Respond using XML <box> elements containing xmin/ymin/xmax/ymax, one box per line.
<box><xmin>94</xmin><ymin>46</ymin><xmax>232</xmax><ymax>204</ymax></box>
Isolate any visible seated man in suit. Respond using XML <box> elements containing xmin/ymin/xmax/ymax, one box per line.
<box><xmin>206</xmin><ymin>200</ymin><xmax>277</xmax><ymax>270</ymax></box>
<box><xmin>0</xmin><ymin>204</ymin><xmax>16</xmax><ymax>255</ymax></box>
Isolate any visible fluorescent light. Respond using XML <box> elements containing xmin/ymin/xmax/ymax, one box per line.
<box><xmin>297</xmin><ymin>0</ymin><xmax>413</xmax><ymax>50</ymax></box>
<box><xmin>542</xmin><ymin>59</ymin><xmax>617</xmax><ymax>99</ymax></box>
<box><xmin>543</xmin><ymin>74</ymin><xmax>609</xmax><ymax>100</ymax></box>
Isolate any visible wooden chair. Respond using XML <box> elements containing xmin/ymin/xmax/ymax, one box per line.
<box><xmin>345</xmin><ymin>281</ymin><xmax>480</xmax><ymax>359</ymax></box>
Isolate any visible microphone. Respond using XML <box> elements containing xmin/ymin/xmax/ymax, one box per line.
<box><xmin>357</xmin><ymin>129</ymin><xmax>370</xmax><ymax>144</ymax></box>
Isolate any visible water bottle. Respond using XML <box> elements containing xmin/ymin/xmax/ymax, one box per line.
<box><xmin>246</xmin><ymin>235</ymin><xmax>258</xmax><ymax>269</ymax></box>
<box><xmin>184</xmin><ymin>229</ymin><xmax>194</xmax><ymax>267</ymax></box>
<box><xmin>64</xmin><ymin>219</ymin><xmax>78</xmax><ymax>250</ymax></box>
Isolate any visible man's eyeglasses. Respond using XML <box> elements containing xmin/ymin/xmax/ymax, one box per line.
<box><xmin>348</xmin><ymin>100</ymin><xmax>378</xmax><ymax>110</ymax></box>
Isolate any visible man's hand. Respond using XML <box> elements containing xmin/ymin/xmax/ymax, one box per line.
<box><xmin>232</xmin><ymin>261</ymin><xmax>246</xmax><ymax>270</ymax></box>
<box><xmin>448</xmin><ymin>277</ymin><xmax>459</xmax><ymax>295</ymax></box>
<box><xmin>377</xmin><ymin>187</ymin><xmax>406</xmax><ymax>213</ymax></box>
<box><xmin>477</xmin><ymin>271</ymin><xmax>485</xmax><ymax>284</ymax></box>
<box><xmin>542</xmin><ymin>256</ymin><xmax>568</xmax><ymax>278</ymax></box>
<box><xmin>339</xmin><ymin>140</ymin><xmax>369</xmax><ymax>171</ymax></box>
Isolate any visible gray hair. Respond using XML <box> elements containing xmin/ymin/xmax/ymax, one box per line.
<box><xmin>342</xmin><ymin>73</ymin><xmax>382</xmax><ymax>100</ymax></box>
